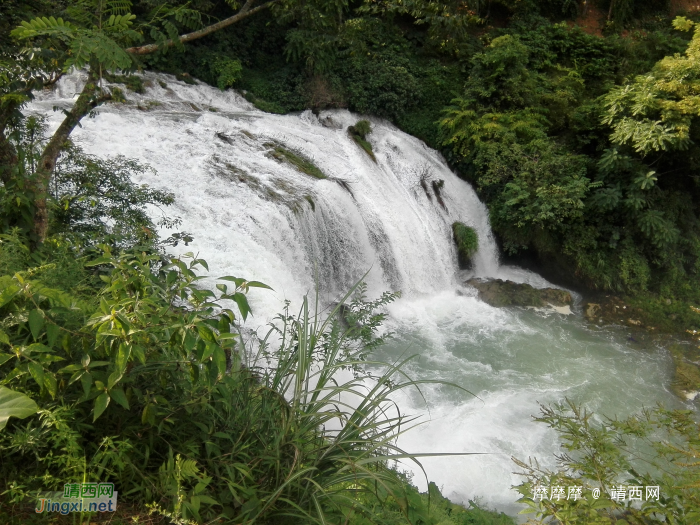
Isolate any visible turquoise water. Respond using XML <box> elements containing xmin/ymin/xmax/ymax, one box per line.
<box><xmin>373</xmin><ymin>290</ymin><xmax>683</xmax><ymax>516</ymax></box>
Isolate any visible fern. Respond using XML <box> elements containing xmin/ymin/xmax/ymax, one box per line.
<box><xmin>11</xmin><ymin>17</ymin><xmax>78</xmax><ymax>41</ymax></box>
<box><xmin>67</xmin><ymin>33</ymin><xmax>133</xmax><ymax>72</ymax></box>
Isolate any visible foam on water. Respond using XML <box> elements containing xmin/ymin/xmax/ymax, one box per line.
<box><xmin>28</xmin><ymin>72</ymin><xmax>684</xmax><ymax>517</ymax></box>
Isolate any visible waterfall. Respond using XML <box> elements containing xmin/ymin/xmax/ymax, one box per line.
<box><xmin>30</xmin><ymin>71</ymin><xmax>504</xmax><ymax>311</ymax></box>
<box><xmin>28</xmin><ymin>72</ymin><xmax>680</xmax><ymax>517</ymax></box>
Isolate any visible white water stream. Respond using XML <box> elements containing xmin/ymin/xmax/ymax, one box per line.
<box><xmin>30</xmin><ymin>72</ymin><xmax>685</xmax><ymax>517</ymax></box>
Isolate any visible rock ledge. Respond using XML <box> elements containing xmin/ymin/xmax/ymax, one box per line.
<box><xmin>466</xmin><ymin>278</ymin><xmax>572</xmax><ymax>308</ymax></box>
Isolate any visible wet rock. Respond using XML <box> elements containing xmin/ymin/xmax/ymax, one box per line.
<box><xmin>466</xmin><ymin>278</ymin><xmax>572</xmax><ymax>308</ymax></box>
<box><xmin>583</xmin><ymin>296</ymin><xmax>648</xmax><ymax>329</ymax></box>
<box><xmin>320</xmin><ymin>115</ymin><xmax>342</xmax><ymax>129</ymax></box>
<box><xmin>585</xmin><ymin>303</ymin><xmax>601</xmax><ymax>320</ymax></box>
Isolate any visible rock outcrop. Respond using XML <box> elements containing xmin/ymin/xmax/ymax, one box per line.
<box><xmin>466</xmin><ymin>278</ymin><xmax>572</xmax><ymax>308</ymax></box>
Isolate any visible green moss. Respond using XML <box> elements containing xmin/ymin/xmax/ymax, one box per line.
<box><xmin>304</xmin><ymin>195</ymin><xmax>316</xmax><ymax>211</ymax></box>
<box><xmin>103</xmin><ymin>73</ymin><xmax>145</xmax><ymax>94</ymax></box>
<box><xmin>243</xmin><ymin>91</ymin><xmax>287</xmax><ymax>114</ymax></box>
<box><xmin>266</xmin><ymin>143</ymin><xmax>326</xmax><ymax>179</ymax></box>
<box><xmin>348</xmin><ymin>120</ymin><xmax>376</xmax><ymax>161</ymax></box>
<box><xmin>175</xmin><ymin>72</ymin><xmax>197</xmax><ymax>85</ymax></box>
<box><xmin>453</xmin><ymin>222</ymin><xmax>479</xmax><ymax>269</ymax></box>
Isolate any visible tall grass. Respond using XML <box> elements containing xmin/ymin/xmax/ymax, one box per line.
<box><xmin>235</xmin><ymin>282</ymin><xmax>477</xmax><ymax>524</ymax></box>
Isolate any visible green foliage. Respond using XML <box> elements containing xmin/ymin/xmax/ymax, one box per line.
<box><xmin>11</xmin><ymin>9</ymin><xmax>139</xmax><ymax>73</ymax></box>
<box><xmin>0</xmin><ymin>386</ymin><xmax>38</xmax><ymax>430</ymax></box>
<box><xmin>208</xmin><ymin>56</ymin><xmax>243</xmax><ymax>90</ymax></box>
<box><xmin>350</xmin><ymin>119</ymin><xmax>372</xmax><ymax>139</ymax></box>
<box><xmin>50</xmin><ymin>145</ymin><xmax>177</xmax><ymax>247</ymax></box>
<box><xmin>514</xmin><ymin>400</ymin><xmax>700</xmax><ymax>524</ymax></box>
<box><xmin>0</xmin><ymin>231</ymin><xmax>486</xmax><ymax>523</ymax></box>
<box><xmin>347</xmin><ymin>477</ymin><xmax>515</xmax><ymax>525</ymax></box>
<box><xmin>603</xmin><ymin>17</ymin><xmax>700</xmax><ymax>155</ymax></box>
<box><xmin>466</xmin><ymin>35</ymin><xmax>534</xmax><ymax>109</ymax></box>
<box><xmin>452</xmin><ymin>222</ymin><xmax>479</xmax><ymax>269</ymax></box>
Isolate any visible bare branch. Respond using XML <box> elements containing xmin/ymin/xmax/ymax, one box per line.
<box><xmin>125</xmin><ymin>0</ymin><xmax>280</xmax><ymax>56</ymax></box>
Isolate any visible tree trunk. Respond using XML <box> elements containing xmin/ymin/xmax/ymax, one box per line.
<box><xmin>0</xmin><ymin>103</ymin><xmax>20</xmax><ymax>186</ymax></box>
<box><xmin>32</xmin><ymin>72</ymin><xmax>112</xmax><ymax>242</ymax></box>
<box><xmin>0</xmin><ymin>138</ymin><xmax>18</xmax><ymax>187</ymax></box>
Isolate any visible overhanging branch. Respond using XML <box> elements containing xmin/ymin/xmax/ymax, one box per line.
<box><xmin>125</xmin><ymin>0</ymin><xmax>280</xmax><ymax>56</ymax></box>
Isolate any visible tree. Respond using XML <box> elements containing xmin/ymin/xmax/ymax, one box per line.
<box><xmin>514</xmin><ymin>400</ymin><xmax>700</xmax><ymax>524</ymax></box>
<box><xmin>1</xmin><ymin>0</ymin><xmax>339</xmax><ymax>243</ymax></box>
<box><xmin>603</xmin><ymin>16</ymin><xmax>700</xmax><ymax>156</ymax></box>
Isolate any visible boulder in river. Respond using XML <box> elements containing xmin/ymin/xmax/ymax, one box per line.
<box><xmin>466</xmin><ymin>278</ymin><xmax>572</xmax><ymax>308</ymax></box>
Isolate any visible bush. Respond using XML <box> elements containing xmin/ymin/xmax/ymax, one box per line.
<box><xmin>514</xmin><ymin>400</ymin><xmax>700</xmax><ymax>523</ymax></box>
<box><xmin>452</xmin><ymin>222</ymin><xmax>479</xmax><ymax>269</ymax></box>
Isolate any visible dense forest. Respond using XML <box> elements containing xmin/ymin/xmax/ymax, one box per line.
<box><xmin>2</xmin><ymin>0</ymin><xmax>700</xmax><ymax>523</ymax></box>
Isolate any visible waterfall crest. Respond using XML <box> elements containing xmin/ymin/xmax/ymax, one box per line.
<box><xmin>31</xmin><ymin>71</ymin><xmax>504</xmax><ymax>315</ymax></box>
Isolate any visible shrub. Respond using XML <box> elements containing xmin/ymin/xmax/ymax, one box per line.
<box><xmin>452</xmin><ymin>222</ymin><xmax>479</xmax><ymax>268</ymax></box>
<box><xmin>514</xmin><ymin>400</ymin><xmax>700</xmax><ymax>523</ymax></box>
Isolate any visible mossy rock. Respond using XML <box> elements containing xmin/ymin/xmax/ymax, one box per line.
<box><xmin>176</xmin><ymin>72</ymin><xmax>197</xmax><ymax>85</ymax></box>
<box><xmin>265</xmin><ymin>143</ymin><xmax>326</xmax><ymax>179</ymax></box>
<box><xmin>103</xmin><ymin>73</ymin><xmax>145</xmax><ymax>94</ymax></box>
<box><xmin>452</xmin><ymin>222</ymin><xmax>478</xmax><ymax>269</ymax></box>
<box><xmin>348</xmin><ymin>120</ymin><xmax>376</xmax><ymax>161</ymax></box>
<box><xmin>671</xmin><ymin>345</ymin><xmax>700</xmax><ymax>400</ymax></box>
<box><xmin>467</xmin><ymin>278</ymin><xmax>572</xmax><ymax>308</ymax></box>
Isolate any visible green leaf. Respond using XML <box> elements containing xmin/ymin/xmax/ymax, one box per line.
<box><xmin>115</xmin><ymin>343</ymin><xmax>131</xmax><ymax>374</ymax></box>
<box><xmin>232</xmin><ymin>292</ymin><xmax>251</xmax><ymax>321</ymax></box>
<box><xmin>109</xmin><ymin>387</ymin><xmax>129</xmax><ymax>409</ymax></box>
<box><xmin>27</xmin><ymin>362</ymin><xmax>44</xmax><ymax>389</ymax></box>
<box><xmin>0</xmin><ymin>353</ymin><xmax>13</xmax><ymax>367</ymax></box>
<box><xmin>93</xmin><ymin>392</ymin><xmax>110</xmax><ymax>421</ymax></box>
<box><xmin>107</xmin><ymin>370</ymin><xmax>123</xmax><ymax>390</ymax></box>
<box><xmin>28</xmin><ymin>310</ymin><xmax>44</xmax><ymax>341</ymax></box>
<box><xmin>46</xmin><ymin>323</ymin><xmax>60</xmax><ymax>348</ymax></box>
<box><xmin>0</xmin><ymin>330</ymin><xmax>9</xmax><ymax>346</ymax></box>
<box><xmin>142</xmin><ymin>402</ymin><xmax>156</xmax><ymax>425</ymax></box>
<box><xmin>218</xmin><ymin>276</ymin><xmax>246</xmax><ymax>287</ymax></box>
<box><xmin>246</xmin><ymin>280</ymin><xmax>273</xmax><ymax>290</ymax></box>
<box><xmin>26</xmin><ymin>343</ymin><xmax>53</xmax><ymax>354</ymax></box>
<box><xmin>213</xmin><ymin>346</ymin><xmax>227</xmax><ymax>375</ymax></box>
<box><xmin>81</xmin><ymin>372</ymin><xmax>93</xmax><ymax>397</ymax></box>
<box><xmin>0</xmin><ymin>386</ymin><xmax>38</xmax><ymax>430</ymax></box>
<box><xmin>132</xmin><ymin>345</ymin><xmax>146</xmax><ymax>365</ymax></box>
<box><xmin>0</xmin><ymin>276</ymin><xmax>20</xmax><ymax>308</ymax></box>
<box><xmin>197</xmin><ymin>324</ymin><xmax>216</xmax><ymax>343</ymax></box>
<box><xmin>44</xmin><ymin>373</ymin><xmax>57</xmax><ymax>399</ymax></box>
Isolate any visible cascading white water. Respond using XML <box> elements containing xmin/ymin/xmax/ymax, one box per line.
<box><xmin>29</xmin><ymin>72</ymin><xmax>684</xmax><ymax>517</ymax></box>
